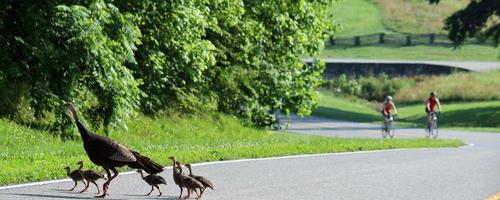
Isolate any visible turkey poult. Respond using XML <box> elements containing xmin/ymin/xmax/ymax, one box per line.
<box><xmin>168</xmin><ymin>156</ymin><xmax>184</xmax><ymax>199</ymax></box>
<box><xmin>78</xmin><ymin>161</ymin><xmax>107</xmax><ymax>194</ymax></box>
<box><xmin>177</xmin><ymin>161</ymin><xmax>205</xmax><ymax>199</ymax></box>
<box><xmin>186</xmin><ymin>163</ymin><xmax>214</xmax><ymax>199</ymax></box>
<box><xmin>64</xmin><ymin>165</ymin><xmax>85</xmax><ymax>191</ymax></box>
<box><xmin>136</xmin><ymin>169</ymin><xmax>167</xmax><ymax>196</ymax></box>
<box><xmin>64</xmin><ymin>102</ymin><xmax>164</xmax><ymax>198</ymax></box>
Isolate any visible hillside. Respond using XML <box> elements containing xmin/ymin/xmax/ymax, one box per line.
<box><xmin>332</xmin><ymin>0</ymin><xmax>469</xmax><ymax>36</ymax></box>
<box><xmin>377</xmin><ymin>0</ymin><xmax>469</xmax><ymax>34</ymax></box>
<box><xmin>326</xmin><ymin>0</ymin><xmax>498</xmax><ymax>61</ymax></box>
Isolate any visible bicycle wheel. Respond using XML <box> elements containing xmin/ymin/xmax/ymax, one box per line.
<box><xmin>381</xmin><ymin>122</ymin><xmax>388</xmax><ymax>138</ymax></box>
<box><xmin>425</xmin><ymin>122</ymin><xmax>431</xmax><ymax>138</ymax></box>
<box><xmin>388</xmin><ymin>121</ymin><xmax>395</xmax><ymax>138</ymax></box>
<box><xmin>431</xmin><ymin>122</ymin><xmax>438</xmax><ymax>139</ymax></box>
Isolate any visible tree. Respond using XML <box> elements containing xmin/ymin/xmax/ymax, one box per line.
<box><xmin>429</xmin><ymin>0</ymin><xmax>500</xmax><ymax>46</ymax></box>
<box><xmin>0</xmin><ymin>0</ymin><xmax>336</xmax><ymax>136</ymax></box>
<box><xmin>0</xmin><ymin>0</ymin><xmax>141</xmax><ymax>138</ymax></box>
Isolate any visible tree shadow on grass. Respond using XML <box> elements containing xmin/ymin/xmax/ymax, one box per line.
<box><xmin>312</xmin><ymin>106</ymin><xmax>380</xmax><ymax>123</ymax></box>
<box><xmin>400</xmin><ymin>106</ymin><xmax>500</xmax><ymax>128</ymax></box>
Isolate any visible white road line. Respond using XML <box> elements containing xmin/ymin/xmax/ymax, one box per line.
<box><xmin>0</xmin><ymin>147</ymin><xmax>426</xmax><ymax>191</ymax></box>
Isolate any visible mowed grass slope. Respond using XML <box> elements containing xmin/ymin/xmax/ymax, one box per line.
<box><xmin>397</xmin><ymin>101</ymin><xmax>500</xmax><ymax>132</ymax></box>
<box><xmin>395</xmin><ymin>71</ymin><xmax>500</xmax><ymax>103</ymax></box>
<box><xmin>0</xmin><ymin>113</ymin><xmax>463</xmax><ymax>186</ymax></box>
<box><xmin>314</xmin><ymin>90</ymin><xmax>500</xmax><ymax>132</ymax></box>
<box><xmin>331</xmin><ymin>0</ymin><xmax>386</xmax><ymax>36</ymax></box>
<box><xmin>377</xmin><ymin>0</ymin><xmax>468</xmax><ymax>33</ymax></box>
<box><xmin>321</xmin><ymin>45</ymin><xmax>499</xmax><ymax>61</ymax></box>
<box><xmin>326</xmin><ymin>0</ymin><xmax>499</xmax><ymax>61</ymax></box>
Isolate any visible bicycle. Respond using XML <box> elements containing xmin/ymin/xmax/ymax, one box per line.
<box><xmin>425</xmin><ymin>112</ymin><xmax>439</xmax><ymax>139</ymax></box>
<box><xmin>382</xmin><ymin>114</ymin><xmax>395</xmax><ymax>138</ymax></box>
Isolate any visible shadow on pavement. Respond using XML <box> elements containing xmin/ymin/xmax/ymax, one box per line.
<box><xmin>122</xmin><ymin>194</ymin><xmax>178</xmax><ymax>199</ymax></box>
<box><xmin>1</xmin><ymin>192</ymin><xmax>98</xmax><ymax>199</ymax></box>
<box><xmin>289</xmin><ymin>127</ymin><xmax>379</xmax><ymax>131</ymax></box>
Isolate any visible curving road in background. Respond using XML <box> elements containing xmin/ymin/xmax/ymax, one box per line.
<box><xmin>1</xmin><ymin>115</ymin><xmax>500</xmax><ymax>200</ymax></box>
<box><xmin>304</xmin><ymin>58</ymin><xmax>500</xmax><ymax>72</ymax></box>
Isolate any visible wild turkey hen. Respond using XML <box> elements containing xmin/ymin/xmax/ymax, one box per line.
<box><xmin>64</xmin><ymin>102</ymin><xmax>163</xmax><ymax>198</ymax></box>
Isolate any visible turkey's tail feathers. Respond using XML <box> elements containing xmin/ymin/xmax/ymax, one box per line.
<box><xmin>129</xmin><ymin>151</ymin><xmax>164</xmax><ymax>174</ymax></box>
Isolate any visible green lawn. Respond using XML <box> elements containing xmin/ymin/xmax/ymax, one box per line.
<box><xmin>376</xmin><ymin>0</ymin><xmax>468</xmax><ymax>34</ymax></box>
<box><xmin>395</xmin><ymin>71</ymin><xmax>500</xmax><ymax>103</ymax></box>
<box><xmin>314</xmin><ymin>91</ymin><xmax>380</xmax><ymax>123</ymax></box>
<box><xmin>331</xmin><ymin>0</ymin><xmax>386</xmax><ymax>37</ymax></box>
<box><xmin>314</xmin><ymin>90</ymin><xmax>500</xmax><ymax>132</ymax></box>
<box><xmin>331</xmin><ymin>0</ymin><xmax>468</xmax><ymax>35</ymax></box>
<box><xmin>0</xmin><ymin>113</ymin><xmax>463</xmax><ymax>186</ymax></box>
<box><xmin>326</xmin><ymin>0</ymin><xmax>499</xmax><ymax>61</ymax></box>
<box><xmin>397</xmin><ymin>101</ymin><xmax>500</xmax><ymax>130</ymax></box>
<box><xmin>322</xmin><ymin>45</ymin><xmax>499</xmax><ymax>61</ymax></box>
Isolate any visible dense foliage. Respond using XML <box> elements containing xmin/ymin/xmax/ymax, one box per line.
<box><xmin>0</xmin><ymin>0</ymin><xmax>335</xmax><ymax>137</ymax></box>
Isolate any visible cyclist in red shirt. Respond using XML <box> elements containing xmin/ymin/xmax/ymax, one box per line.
<box><xmin>381</xmin><ymin>96</ymin><xmax>397</xmax><ymax>119</ymax></box>
<box><xmin>426</xmin><ymin>91</ymin><xmax>442</xmax><ymax>122</ymax></box>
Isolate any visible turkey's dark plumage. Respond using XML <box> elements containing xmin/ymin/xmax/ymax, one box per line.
<box><xmin>137</xmin><ymin>169</ymin><xmax>167</xmax><ymax>196</ymax></box>
<box><xmin>186</xmin><ymin>163</ymin><xmax>214</xmax><ymax>199</ymax></box>
<box><xmin>64</xmin><ymin>166</ymin><xmax>85</xmax><ymax>191</ymax></box>
<box><xmin>65</xmin><ymin>102</ymin><xmax>163</xmax><ymax>198</ymax></box>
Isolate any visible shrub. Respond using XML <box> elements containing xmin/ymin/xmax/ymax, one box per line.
<box><xmin>322</xmin><ymin>74</ymin><xmax>415</xmax><ymax>101</ymax></box>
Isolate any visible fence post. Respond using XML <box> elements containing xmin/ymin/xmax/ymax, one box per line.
<box><xmin>429</xmin><ymin>34</ymin><xmax>435</xmax><ymax>44</ymax></box>
<box><xmin>354</xmin><ymin>36</ymin><xmax>360</xmax><ymax>46</ymax></box>
<box><xmin>379</xmin><ymin>33</ymin><xmax>385</xmax><ymax>44</ymax></box>
<box><xmin>329</xmin><ymin>36</ymin><xmax>335</xmax><ymax>46</ymax></box>
<box><xmin>406</xmin><ymin>35</ymin><xmax>412</xmax><ymax>46</ymax></box>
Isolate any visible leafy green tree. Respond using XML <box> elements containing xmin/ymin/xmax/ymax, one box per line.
<box><xmin>0</xmin><ymin>0</ymin><xmax>336</xmax><ymax>136</ymax></box>
<box><xmin>203</xmin><ymin>0</ymin><xmax>334</xmax><ymax>127</ymax></box>
<box><xmin>114</xmin><ymin>1</ymin><xmax>216</xmax><ymax>114</ymax></box>
<box><xmin>0</xmin><ymin>0</ymin><xmax>141</xmax><ymax>138</ymax></box>
<box><xmin>429</xmin><ymin>0</ymin><xmax>500</xmax><ymax>46</ymax></box>
<box><xmin>116</xmin><ymin>0</ymin><xmax>335</xmax><ymax>127</ymax></box>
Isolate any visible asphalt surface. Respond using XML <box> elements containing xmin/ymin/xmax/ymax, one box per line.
<box><xmin>1</xmin><ymin>116</ymin><xmax>500</xmax><ymax>200</ymax></box>
<box><xmin>303</xmin><ymin>58</ymin><xmax>500</xmax><ymax>72</ymax></box>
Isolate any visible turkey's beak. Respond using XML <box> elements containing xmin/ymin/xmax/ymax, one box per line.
<box><xmin>62</xmin><ymin>103</ymin><xmax>73</xmax><ymax>118</ymax></box>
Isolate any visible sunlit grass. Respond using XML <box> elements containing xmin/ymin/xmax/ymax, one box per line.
<box><xmin>322</xmin><ymin>45</ymin><xmax>499</xmax><ymax>61</ymax></box>
<box><xmin>395</xmin><ymin>71</ymin><xmax>500</xmax><ymax>103</ymax></box>
<box><xmin>0</xmin><ymin>113</ymin><xmax>463</xmax><ymax>186</ymax></box>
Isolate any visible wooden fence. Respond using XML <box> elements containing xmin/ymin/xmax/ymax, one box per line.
<box><xmin>326</xmin><ymin>32</ymin><xmax>495</xmax><ymax>48</ymax></box>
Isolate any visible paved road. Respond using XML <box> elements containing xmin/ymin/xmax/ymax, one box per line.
<box><xmin>304</xmin><ymin>58</ymin><xmax>500</xmax><ymax>72</ymax></box>
<box><xmin>1</xmin><ymin>116</ymin><xmax>500</xmax><ymax>200</ymax></box>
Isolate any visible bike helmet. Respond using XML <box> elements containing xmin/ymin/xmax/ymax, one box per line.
<box><xmin>385</xmin><ymin>96</ymin><xmax>392</xmax><ymax>101</ymax></box>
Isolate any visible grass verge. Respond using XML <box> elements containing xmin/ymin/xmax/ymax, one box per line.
<box><xmin>0</xmin><ymin>113</ymin><xmax>463</xmax><ymax>186</ymax></box>
<box><xmin>321</xmin><ymin>45</ymin><xmax>499</xmax><ymax>61</ymax></box>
